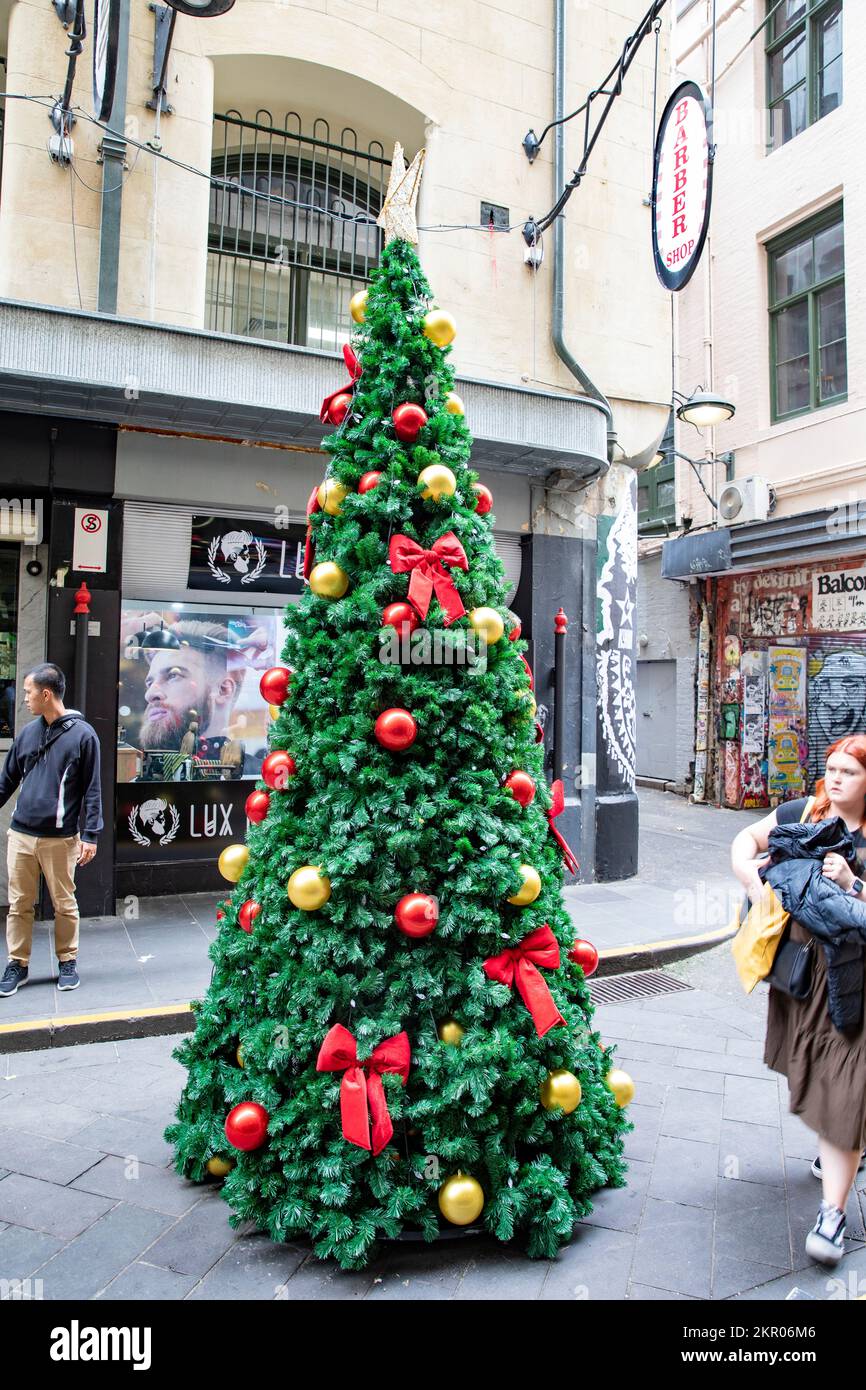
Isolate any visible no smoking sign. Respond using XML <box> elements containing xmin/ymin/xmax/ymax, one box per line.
<box><xmin>73</xmin><ymin>507</ymin><xmax>109</xmax><ymax>573</ymax></box>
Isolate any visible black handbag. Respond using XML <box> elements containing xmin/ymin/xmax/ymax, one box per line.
<box><xmin>766</xmin><ymin>927</ymin><xmax>814</xmax><ymax>1000</ymax></box>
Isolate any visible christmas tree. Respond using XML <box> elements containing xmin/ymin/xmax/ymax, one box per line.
<box><xmin>166</xmin><ymin>145</ymin><xmax>633</xmax><ymax>1270</ymax></box>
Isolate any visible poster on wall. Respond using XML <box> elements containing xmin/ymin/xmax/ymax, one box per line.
<box><xmin>596</xmin><ymin>476</ymin><xmax>637</xmax><ymax>792</ymax></box>
<box><xmin>741</xmin><ymin>648</ymin><xmax>768</xmax><ymax>807</ymax></box>
<box><xmin>807</xmin><ymin>640</ymin><xmax>866</xmax><ymax>781</ymax></box>
<box><xmin>767</xmin><ymin>646</ymin><xmax>807</xmax><ymax>799</ymax></box>
<box><xmin>812</xmin><ymin>567</ymin><xmax>866</xmax><ymax>632</ymax></box>
<box><xmin>117</xmin><ymin>605</ymin><xmax>289</xmax><ymax>784</ymax></box>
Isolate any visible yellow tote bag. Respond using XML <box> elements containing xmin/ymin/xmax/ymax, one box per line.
<box><xmin>730</xmin><ymin>796</ymin><xmax>813</xmax><ymax>994</ymax></box>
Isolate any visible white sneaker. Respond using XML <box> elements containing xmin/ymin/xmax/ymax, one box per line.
<box><xmin>805</xmin><ymin>1201</ymin><xmax>846</xmax><ymax>1266</ymax></box>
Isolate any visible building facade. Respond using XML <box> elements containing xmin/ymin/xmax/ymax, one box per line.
<box><xmin>0</xmin><ymin>0</ymin><xmax>673</xmax><ymax>903</ymax></box>
<box><xmin>648</xmin><ymin>0</ymin><xmax>863</xmax><ymax>807</ymax></box>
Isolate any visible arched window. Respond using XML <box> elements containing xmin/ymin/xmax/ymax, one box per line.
<box><xmin>206</xmin><ymin>112</ymin><xmax>388</xmax><ymax>351</ymax></box>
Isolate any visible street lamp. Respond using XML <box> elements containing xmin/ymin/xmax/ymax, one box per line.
<box><xmin>675</xmin><ymin>388</ymin><xmax>736</xmax><ymax>429</ymax></box>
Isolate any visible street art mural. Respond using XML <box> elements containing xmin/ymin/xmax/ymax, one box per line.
<box><xmin>714</xmin><ymin>557</ymin><xmax>866</xmax><ymax>804</ymax></box>
<box><xmin>597</xmin><ymin>474</ymin><xmax>637</xmax><ymax>790</ymax></box>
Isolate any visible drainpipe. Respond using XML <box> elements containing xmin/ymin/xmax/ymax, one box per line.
<box><xmin>97</xmin><ymin>0</ymin><xmax>131</xmax><ymax>313</ymax></box>
<box><xmin>552</xmin><ymin>0</ymin><xmax>617</xmax><ymax>463</ymax></box>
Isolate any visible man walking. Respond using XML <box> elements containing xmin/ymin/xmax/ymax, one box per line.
<box><xmin>0</xmin><ymin>664</ymin><xmax>102</xmax><ymax>996</ymax></box>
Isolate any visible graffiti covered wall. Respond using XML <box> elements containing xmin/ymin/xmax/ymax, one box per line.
<box><xmin>714</xmin><ymin>556</ymin><xmax>866</xmax><ymax>805</ymax></box>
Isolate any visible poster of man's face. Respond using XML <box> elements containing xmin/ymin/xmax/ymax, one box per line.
<box><xmin>119</xmin><ymin>608</ymin><xmax>287</xmax><ymax>778</ymax></box>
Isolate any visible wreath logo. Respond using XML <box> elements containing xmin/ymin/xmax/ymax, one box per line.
<box><xmin>206</xmin><ymin>529</ymin><xmax>267</xmax><ymax>586</ymax></box>
<box><xmin>128</xmin><ymin>798</ymin><xmax>181</xmax><ymax>848</ymax></box>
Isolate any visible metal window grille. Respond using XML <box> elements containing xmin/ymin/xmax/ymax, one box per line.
<box><xmin>207</xmin><ymin>112</ymin><xmax>390</xmax><ymax>351</ymax></box>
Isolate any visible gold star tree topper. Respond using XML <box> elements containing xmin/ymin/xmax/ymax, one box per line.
<box><xmin>377</xmin><ymin>142</ymin><xmax>426</xmax><ymax>245</ymax></box>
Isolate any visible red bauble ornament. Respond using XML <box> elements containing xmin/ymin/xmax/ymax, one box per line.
<box><xmin>382</xmin><ymin>601</ymin><xmax>420</xmax><ymax>636</ymax></box>
<box><xmin>568</xmin><ymin>938</ymin><xmax>600</xmax><ymax>977</ymax></box>
<box><xmin>358</xmin><ymin>470</ymin><xmax>382</xmax><ymax>493</ymax></box>
<box><xmin>259</xmin><ymin>667</ymin><xmax>291</xmax><ymax>706</ymax></box>
<box><xmin>509</xmin><ymin>620</ymin><xmax>522</xmax><ymax>642</ymax></box>
<box><xmin>504</xmin><ymin>770</ymin><xmax>535</xmax><ymax>808</ymax></box>
<box><xmin>261</xmin><ymin>750</ymin><xmax>297</xmax><ymax>789</ymax></box>
<box><xmin>224</xmin><ymin>1101</ymin><xmax>269</xmax><ymax>1152</ymax></box>
<box><xmin>473</xmin><ymin>483</ymin><xmax>493</xmax><ymax>515</ymax></box>
<box><xmin>395</xmin><ymin>892</ymin><xmax>439</xmax><ymax>938</ymax></box>
<box><xmin>245</xmin><ymin>789</ymin><xmax>271</xmax><ymax>824</ymax></box>
<box><xmin>374</xmin><ymin>708</ymin><xmax>417</xmax><ymax>751</ymax></box>
<box><xmin>392</xmin><ymin>402</ymin><xmax>428</xmax><ymax>443</ymax></box>
<box><xmin>327</xmin><ymin>392</ymin><xmax>352</xmax><ymax>425</ymax></box>
<box><xmin>216</xmin><ymin>909</ymin><xmax>226</xmax><ymax>921</ymax></box>
<box><xmin>238</xmin><ymin>899</ymin><xmax>261</xmax><ymax>934</ymax></box>
<box><xmin>520</xmin><ymin>654</ymin><xmax>535</xmax><ymax>691</ymax></box>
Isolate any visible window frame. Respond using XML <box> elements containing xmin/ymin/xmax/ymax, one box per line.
<box><xmin>765</xmin><ymin>0</ymin><xmax>843</xmax><ymax>152</ymax></box>
<box><xmin>767</xmin><ymin>202</ymin><xmax>847</xmax><ymax>423</ymax></box>
<box><xmin>638</xmin><ymin>456</ymin><xmax>677</xmax><ymax>535</ymax></box>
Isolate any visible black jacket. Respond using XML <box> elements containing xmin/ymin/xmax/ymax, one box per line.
<box><xmin>0</xmin><ymin>711</ymin><xmax>103</xmax><ymax>843</ymax></box>
<box><xmin>761</xmin><ymin>817</ymin><xmax>866</xmax><ymax>1032</ymax></box>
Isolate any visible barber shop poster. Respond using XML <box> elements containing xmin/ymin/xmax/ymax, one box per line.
<box><xmin>117</xmin><ymin>604</ymin><xmax>289</xmax><ymax>784</ymax></box>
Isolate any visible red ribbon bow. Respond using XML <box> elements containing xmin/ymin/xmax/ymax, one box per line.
<box><xmin>547</xmin><ymin>779</ymin><xmax>579</xmax><ymax>875</ymax></box>
<box><xmin>316</xmin><ymin>1023</ymin><xmax>411</xmax><ymax>1155</ymax></box>
<box><xmin>303</xmin><ymin>484</ymin><xmax>321</xmax><ymax>581</ymax></box>
<box><xmin>320</xmin><ymin>343</ymin><xmax>362</xmax><ymax>424</ymax></box>
<box><xmin>482</xmin><ymin>925</ymin><xmax>565</xmax><ymax>1037</ymax></box>
<box><xmin>388</xmin><ymin>532</ymin><xmax>468</xmax><ymax>625</ymax></box>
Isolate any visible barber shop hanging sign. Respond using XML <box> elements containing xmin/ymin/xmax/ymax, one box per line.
<box><xmin>651</xmin><ymin>80</ymin><xmax>714</xmax><ymax>292</ymax></box>
<box><xmin>188</xmin><ymin>515</ymin><xmax>306</xmax><ymax>594</ymax></box>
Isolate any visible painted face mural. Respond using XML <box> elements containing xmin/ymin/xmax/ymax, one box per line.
<box><xmin>597</xmin><ymin>475</ymin><xmax>637</xmax><ymax>790</ymax></box>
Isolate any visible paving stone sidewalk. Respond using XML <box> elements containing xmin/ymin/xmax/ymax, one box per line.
<box><xmin>2</xmin><ymin>948</ymin><xmax>864</xmax><ymax>1301</ymax></box>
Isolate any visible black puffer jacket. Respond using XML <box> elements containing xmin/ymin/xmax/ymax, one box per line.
<box><xmin>761</xmin><ymin>817</ymin><xmax>866</xmax><ymax>1032</ymax></box>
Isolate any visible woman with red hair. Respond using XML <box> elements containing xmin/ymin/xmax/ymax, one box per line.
<box><xmin>732</xmin><ymin>734</ymin><xmax>866</xmax><ymax>1267</ymax></box>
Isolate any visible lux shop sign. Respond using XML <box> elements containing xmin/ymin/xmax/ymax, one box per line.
<box><xmin>188</xmin><ymin>514</ymin><xmax>306</xmax><ymax>594</ymax></box>
<box><xmin>812</xmin><ymin>567</ymin><xmax>866</xmax><ymax>632</ymax></box>
<box><xmin>116</xmin><ymin>783</ymin><xmax>250</xmax><ymax>863</ymax></box>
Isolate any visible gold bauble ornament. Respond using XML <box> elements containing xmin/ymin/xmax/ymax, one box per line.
<box><xmin>508</xmin><ymin>863</ymin><xmax>542</xmax><ymax>906</ymax></box>
<box><xmin>605</xmin><ymin>1068</ymin><xmax>636</xmax><ymax>1108</ymax></box>
<box><xmin>349</xmin><ymin>289</ymin><xmax>368</xmax><ymax>323</ymax></box>
<box><xmin>417</xmin><ymin>463</ymin><xmax>457</xmax><ymax>500</ymax></box>
<box><xmin>317</xmin><ymin>479</ymin><xmax>350</xmax><ymax>516</ymax></box>
<box><xmin>523</xmin><ymin>691</ymin><xmax>538</xmax><ymax>718</ymax></box>
<box><xmin>309</xmin><ymin>562</ymin><xmax>349</xmax><ymax>599</ymax></box>
<box><xmin>468</xmin><ymin>607</ymin><xmax>505</xmax><ymax>645</ymax></box>
<box><xmin>540</xmin><ymin>1069</ymin><xmax>583</xmax><ymax>1114</ymax></box>
<box><xmin>218</xmin><ymin>843</ymin><xmax>249</xmax><ymax>883</ymax></box>
<box><xmin>206</xmin><ymin>1155</ymin><xmax>234</xmax><ymax>1178</ymax></box>
<box><xmin>287</xmin><ymin>865</ymin><xmax>332</xmax><ymax>911</ymax></box>
<box><xmin>236</xmin><ymin>1045</ymin><xmax>245</xmax><ymax>1068</ymax></box>
<box><xmin>424</xmin><ymin>309</ymin><xmax>457</xmax><ymax>348</ymax></box>
<box><xmin>438</xmin><ymin>1172</ymin><xmax>484</xmax><ymax>1226</ymax></box>
<box><xmin>268</xmin><ymin>704</ymin><xmax>281</xmax><ymax>722</ymax></box>
<box><xmin>444</xmin><ymin>392</ymin><xmax>465</xmax><ymax>416</ymax></box>
<box><xmin>437</xmin><ymin>1018</ymin><xmax>464</xmax><ymax>1047</ymax></box>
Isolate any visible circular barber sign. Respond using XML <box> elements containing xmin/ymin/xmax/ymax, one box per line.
<box><xmin>652</xmin><ymin>80</ymin><xmax>714</xmax><ymax>292</ymax></box>
<box><xmin>92</xmin><ymin>0</ymin><xmax>121</xmax><ymax>122</ymax></box>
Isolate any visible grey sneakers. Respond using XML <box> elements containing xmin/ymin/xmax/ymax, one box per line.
<box><xmin>805</xmin><ymin>1201</ymin><xmax>846</xmax><ymax>1266</ymax></box>
<box><xmin>0</xmin><ymin>960</ymin><xmax>28</xmax><ymax>996</ymax></box>
<box><xmin>57</xmin><ymin>959</ymin><xmax>80</xmax><ymax>991</ymax></box>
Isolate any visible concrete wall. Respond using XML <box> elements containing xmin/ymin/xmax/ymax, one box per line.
<box><xmin>673</xmin><ymin>0</ymin><xmax>865</xmax><ymax>527</ymax></box>
<box><xmin>0</xmin><ymin>0</ymin><xmax>672</xmax><ymax>459</ymax></box>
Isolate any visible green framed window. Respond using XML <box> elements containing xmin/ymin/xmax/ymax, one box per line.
<box><xmin>768</xmin><ymin>204</ymin><xmax>846</xmax><ymax>421</ymax></box>
<box><xmin>766</xmin><ymin>0</ymin><xmax>842</xmax><ymax>151</ymax></box>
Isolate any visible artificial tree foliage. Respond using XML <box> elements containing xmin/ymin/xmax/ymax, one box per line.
<box><xmin>166</xmin><ymin>237</ymin><xmax>630</xmax><ymax>1270</ymax></box>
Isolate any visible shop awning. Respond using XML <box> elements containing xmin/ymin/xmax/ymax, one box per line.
<box><xmin>0</xmin><ymin>299</ymin><xmax>609</xmax><ymax>481</ymax></box>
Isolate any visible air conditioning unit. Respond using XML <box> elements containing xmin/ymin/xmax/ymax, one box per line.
<box><xmin>718</xmin><ymin>476</ymin><xmax>775</xmax><ymax>525</ymax></box>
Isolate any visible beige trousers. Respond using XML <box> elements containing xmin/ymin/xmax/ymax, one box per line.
<box><xmin>6</xmin><ymin>828</ymin><xmax>80</xmax><ymax>964</ymax></box>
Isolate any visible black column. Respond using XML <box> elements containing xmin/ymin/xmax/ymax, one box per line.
<box><xmin>511</xmin><ymin>532</ymin><xmax>588</xmax><ymax>880</ymax></box>
<box><xmin>46</xmin><ymin>495</ymin><xmax>122</xmax><ymax>918</ymax></box>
